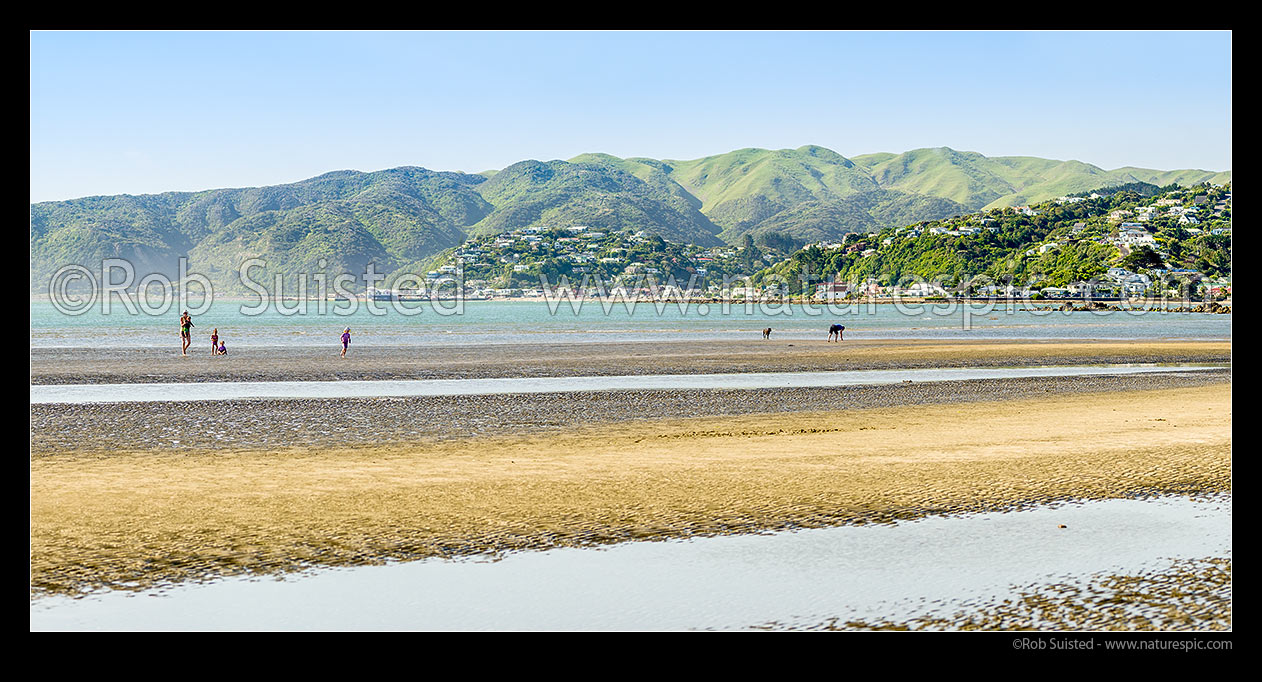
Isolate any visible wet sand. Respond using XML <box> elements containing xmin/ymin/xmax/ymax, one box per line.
<box><xmin>31</xmin><ymin>370</ymin><xmax>1229</xmax><ymax>453</ymax></box>
<box><xmin>799</xmin><ymin>556</ymin><xmax>1232</xmax><ymax>631</ymax></box>
<box><xmin>31</xmin><ymin>495</ymin><xmax>1231</xmax><ymax>631</ymax></box>
<box><xmin>29</xmin><ymin>338</ymin><xmax>1232</xmax><ymax>385</ymax></box>
<box><xmin>31</xmin><ymin>382</ymin><xmax>1231</xmax><ymax>597</ymax></box>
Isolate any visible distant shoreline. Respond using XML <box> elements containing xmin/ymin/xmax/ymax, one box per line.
<box><xmin>29</xmin><ymin>294</ymin><xmax>1232</xmax><ymax>309</ymax></box>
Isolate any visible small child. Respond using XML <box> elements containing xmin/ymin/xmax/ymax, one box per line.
<box><xmin>210</xmin><ymin>328</ymin><xmax>219</xmax><ymax>354</ymax></box>
<box><xmin>341</xmin><ymin>328</ymin><xmax>351</xmax><ymax>357</ymax></box>
<box><xmin>217</xmin><ymin>341</ymin><xmax>227</xmax><ymax>355</ymax></box>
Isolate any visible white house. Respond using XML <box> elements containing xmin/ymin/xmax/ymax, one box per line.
<box><xmin>899</xmin><ymin>282</ymin><xmax>948</xmax><ymax>297</ymax></box>
<box><xmin>1118</xmin><ymin>230</ymin><xmax>1155</xmax><ymax>246</ymax></box>
<box><xmin>814</xmin><ymin>282</ymin><xmax>851</xmax><ymax>300</ymax></box>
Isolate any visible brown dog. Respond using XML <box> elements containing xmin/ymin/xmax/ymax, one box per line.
<box><xmin>763</xmin><ymin>327</ymin><xmax>772</xmax><ymax>340</ymax></box>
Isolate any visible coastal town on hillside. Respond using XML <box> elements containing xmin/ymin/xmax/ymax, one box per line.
<box><xmin>367</xmin><ymin>182</ymin><xmax>1231</xmax><ymax>306</ymax></box>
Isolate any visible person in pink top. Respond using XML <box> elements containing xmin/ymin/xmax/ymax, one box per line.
<box><xmin>341</xmin><ymin>328</ymin><xmax>351</xmax><ymax>357</ymax></box>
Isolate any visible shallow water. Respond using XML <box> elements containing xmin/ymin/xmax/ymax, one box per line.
<box><xmin>29</xmin><ymin>494</ymin><xmax>1231</xmax><ymax>631</ymax></box>
<box><xmin>31</xmin><ymin>300</ymin><xmax>1232</xmax><ymax>348</ymax></box>
<box><xmin>28</xmin><ymin>364</ymin><xmax>1226</xmax><ymax>404</ymax></box>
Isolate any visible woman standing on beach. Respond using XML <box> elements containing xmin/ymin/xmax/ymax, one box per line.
<box><xmin>210</xmin><ymin>328</ymin><xmax>219</xmax><ymax>355</ymax></box>
<box><xmin>180</xmin><ymin>311</ymin><xmax>194</xmax><ymax>355</ymax></box>
<box><xmin>341</xmin><ymin>327</ymin><xmax>351</xmax><ymax>358</ymax></box>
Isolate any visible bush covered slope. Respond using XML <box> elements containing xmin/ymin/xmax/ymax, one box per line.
<box><xmin>30</xmin><ymin>145</ymin><xmax>1230</xmax><ymax>292</ymax></box>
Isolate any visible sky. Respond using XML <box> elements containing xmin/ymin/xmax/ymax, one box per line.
<box><xmin>30</xmin><ymin>30</ymin><xmax>1232</xmax><ymax>203</ymax></box>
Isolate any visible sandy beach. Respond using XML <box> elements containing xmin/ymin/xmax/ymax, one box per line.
<box><xmin>31</xmin><ymin>369</ymin><xmax>1229</xmax><ymax>453</ymax></box>
<box><xmin>29</xmin><ymin>336</ymin><xmax>1233</xmax><ymax>632</ymax></box>
<box><xmin>32</xmin><ymin>377</ymin><xmax>1231</xmax><ymax>597</ymax></box>
<box><xmin>29</xmin><ymin>338</ymin><xmax>1232</xmax><ymax>385</ymax></box>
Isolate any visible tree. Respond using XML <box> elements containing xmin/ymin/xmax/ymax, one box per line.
<box><xmin>741</xmin><ymin>234</ymin><xmax>763</xmax><ymax>271</ymax></box>
<box><xmin>1122</xmin><ymin>245</ymin><xmax>1164</xmax><ymax>272</ymax></box>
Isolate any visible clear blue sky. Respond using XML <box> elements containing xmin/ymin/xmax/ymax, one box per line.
<box><xmin>30</xmin><ymin>30</ymin><xmax>1232</xmax><ymax>203</ymax></box>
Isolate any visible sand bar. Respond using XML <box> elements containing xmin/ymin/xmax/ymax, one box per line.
<box><xmin>31</xmin><ymin>370</ymin><xmax>1229</xmax><ymax>453</ymax></box>
<box><xmin>31</xmin><ymin>382</ymin><xmax>1231</xmax><ymax>597</ymax></box>
<box><xmin>29</xmin><ymin>339</ymin><xmax>1232</xmax><ymax>385</ymax></box>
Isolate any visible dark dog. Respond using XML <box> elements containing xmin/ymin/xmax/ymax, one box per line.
<box><xmin>763</xmin><ymin>327</ymin><xmax>772</xmax><ymax>340</ymax></box>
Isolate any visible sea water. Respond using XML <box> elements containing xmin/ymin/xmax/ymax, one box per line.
<box><xmin>30</xmin><ymin>300</ymin><xmax>1232</xmax><ymax>349</ymax></box>
<box><xmin>29</xmin><ymin>364</ymin><xmax>1228</xmax><ymax>404</ymax></box>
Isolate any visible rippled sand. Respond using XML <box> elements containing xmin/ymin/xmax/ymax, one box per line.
<box><xmin>31</xmin><ymin>382</ymin><xmax>1231</xmax><ymax>597</ymax></box>
<box><xmin>29</xmin><ymin>370</ymin><xmax>1228</xmax><ymax>453</ymax></box>
<box><xmin>801</xmin><ymin>556</ymin><xmax>1232</xmax><ymax>631</ymax></box>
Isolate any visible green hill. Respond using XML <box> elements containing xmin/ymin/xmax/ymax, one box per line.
<box><xmin>1107</xmin><ymin>167</ymin><xmax>1233</xmax><ymax>188</ymax></box>
<box><xmin>662</xmin><ymin>145</ymin><xmax>881</xmax><ymax>234</ymax></box>
<box><xmin>32</xmin><ymin>168</ymin><xmax>492</xmax><ymax>292</ymax></box>
<box><xmin>469</xmin><ymin>158</ymin><xmax>723</xmax><ymax>245</ymax></box>
<box><xmin>30</xmin><ymin>145</ymin><xmax>1230</xmax><ymax>293</ymax></box>
<box><xmin>752</xmin><ymin>182</ymin><xmax>1232</xmax><ymax>295</ymax></box>
<box><xmin>852</xmin><ymin>147</ymin><xmax>1230</xmax><ymax>209</ymax></box>
<box><xmin>853</xmin><ymin>147</ymin><xmax>1018</xmax><ymax>208</ymax></box>
<box><xmin>738</xmin><ymin>191</ymin><xmax>970</xmax><ymax>246</ymax></box>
